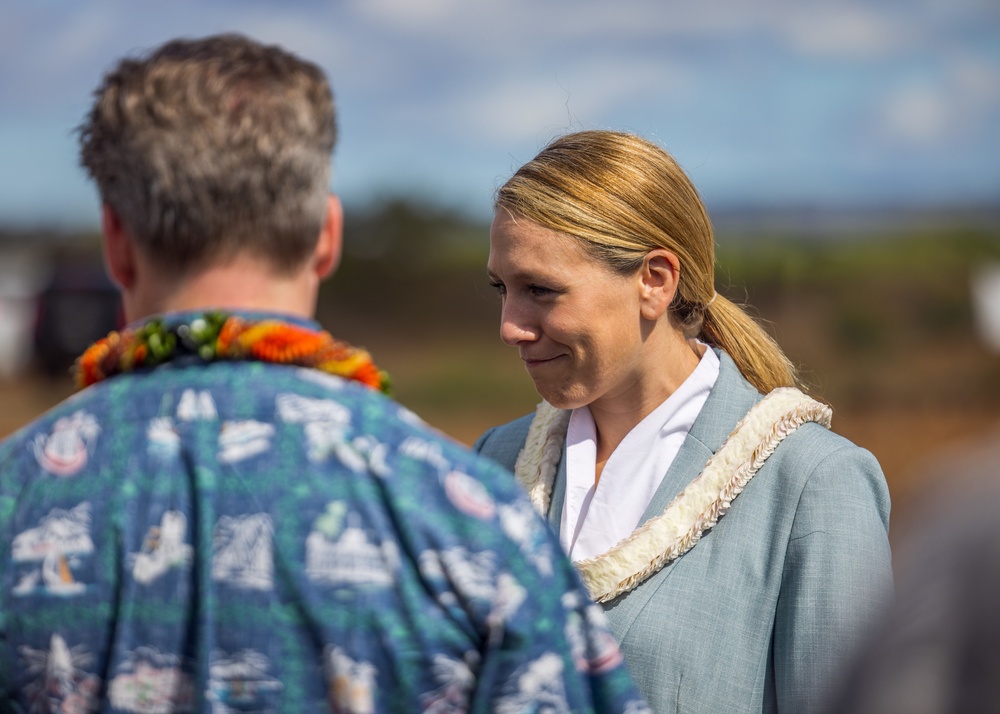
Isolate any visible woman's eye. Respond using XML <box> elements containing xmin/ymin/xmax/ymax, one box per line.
<box><xmin>527</xmin><ymin>284</ymin><xmax>553</xmax><ymax>297</ymax></box>
<box><xmin>489</xmin><ymin>280</ymin><xmax>506</xmax><ymax>297</ymax></box>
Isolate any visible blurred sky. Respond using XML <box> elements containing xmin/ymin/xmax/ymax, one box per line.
<box><xmin>1</xmin><ymin>0</ymin><xmax>998</xmax><ymax>230</ymax></box>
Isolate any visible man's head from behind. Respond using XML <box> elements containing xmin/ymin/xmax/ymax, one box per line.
<box><xmin>79</xmin><ymin>34</ymin><xmax>337</xmax><ymax>280</ymax></box>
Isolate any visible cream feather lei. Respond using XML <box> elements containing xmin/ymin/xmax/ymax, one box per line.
<box><xmin>513</xmin><ymin>387</ymin><xmax>832</xmax><ymax>603</ymax></box>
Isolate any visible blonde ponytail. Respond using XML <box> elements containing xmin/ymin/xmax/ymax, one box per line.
<box><xmin>701</xmin><ymin>296</ymin><xmax>798</xmax><ymax>394</ymax></box>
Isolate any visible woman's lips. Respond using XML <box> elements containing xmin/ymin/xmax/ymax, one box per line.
<box><xmin>522</xmin><ymin>354</ymin><xmax>563</xmax><ymax>367</ymax></box>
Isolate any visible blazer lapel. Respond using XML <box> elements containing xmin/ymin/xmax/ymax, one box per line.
<box><xmin>605</xmin><ymin>350</ymin><xmax>763</xmax><ymax>633</ymax></box>
<box><xmin>548</xmin><ymin>441</ymin><xmax>569</xmax><ymax>534</ymax></box>
<box><xmin>639</xmin><ymin>349</ymin><xmax>761</xmax><ymax>523</ymax></box>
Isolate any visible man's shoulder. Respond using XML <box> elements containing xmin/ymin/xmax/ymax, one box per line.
<box><xmin>0</xmin><ymin>384</ymin><xmax>106</xmax><ymax>461</ymax></box>
<box><xmin>0</xmin><ymin>362</ymin><xmax>527</xmax><ymax>533</ymax></box>
<box><xmin>0</xmin><ymin>364</ymin><xmax>395</xmax><ymax>472</ymax></box>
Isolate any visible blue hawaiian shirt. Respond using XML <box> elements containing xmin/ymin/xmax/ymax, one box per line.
<box><xmin>0</xmin><ymin>312</ymin><xmax>648</xmax><ymax>714</ymax></box>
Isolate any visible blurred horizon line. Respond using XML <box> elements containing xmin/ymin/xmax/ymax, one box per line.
<box><xmin>0</xmin><ymin>196</ymin><xmax>997</xmax><ymax>241</ymax></box>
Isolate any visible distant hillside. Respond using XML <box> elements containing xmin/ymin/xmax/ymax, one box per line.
<box><xmin>711</xmin><ymin>203</ymin><xmax>1000</xmax><ymax>240</ymax></box>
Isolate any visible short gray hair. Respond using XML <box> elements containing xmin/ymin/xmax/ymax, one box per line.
<box><xmin>79</xmin><ymin>34</ymin><xmax>336</xmax><ymax>275</ymax></box>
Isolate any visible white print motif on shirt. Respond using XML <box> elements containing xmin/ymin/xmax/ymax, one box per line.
<box><xmin>12</xmin><ymin>502</ymin><xmax>93</xmax><ymax>597</ymax></box>
<box><xmin>211</xmin><ymin>513</ymin><xmax>274</xmax><ymax>590</ymax></box>
<box><xmin>325</xmin><ymin>646</ymin><xmax>377</xmax><ymax>714</ymax></box>
<box><xmin>486</xmin><ymin>573</ymin><xmax>528</xmax><ymax>644</ymax></box>
<box><xmin>306</xmin><ymin>506</ymin><xmax>400</xmax><ymax>587</ymax></box>
<box><xmin>217</xmin><ymin>420</ymin><xmax>275</xmax><ymax>464</ymax></box>
<box><xmin>19</xmin><ymin>634</ymin><xmax>101</xmax><ymax>714</ymax></box>
<box><xmin>177</xmin><ymin>389</ymin><xmax>217</xmax><ymax>421</ymax></box>
<box><xmin>421</xmin><ymin>653</ymin><xmax>478</xmax><ymax>714</ymax></box>
<box><xmin>147</xmin><ymin>417</ymin><xmax>181</xmax><ymax>459</ymax></box>
<box><xmin>294</xmin><ymin>367</ymin><xmax>346</xmax><ymax>391</ymax></box>
<box><xmin>396</xmin><ymin>404</ymin><xmax>429</xmax><ymax>429</ymax></box>
<box><xmin>276</xmin><ymin>393</ymin><xmax>351</xmax><ymax>426</ymax></box>
<box><xmin>131</xmin><ymin>510</ymin><xmax>193</xmax><ymax>584</ymax></box>
<box><xmin>419</xmin><ymin>546</ymin><xmax>500</xmax><ymax>608</ymax></box>
<box><xmin>304</xmin><ymin>424</ymin><xmax>391</xmax><ymax>476</ymax></box>
<box><xmin>32</xmin><ymin>410</ymin><xmax>100</xmax><ymax>477</ymax></box>
<box><xmin>498</xmin><ymin>501</ymin><xmax>554</xmax><ymax>578</ymax></box>
<box><xmin>495</xmin><ymin>653</ymin><xmax>571</xmax><ymax>714</ymax></box>
<box><xmin>399</xmin><ymin>437</ymin><xmax>451</xmax><ymax>473</ymax></box>
<box><xmin>207</xmin><ymin>649</ymin><xmax>283</xmax><ymax>713</ymax></box>
<box><xmin>560</xmin><ymin>591</ymin><xmax>624</xmax><ymax>675</ymax></box>
<box><xmin>276</xmin><ymin>393</ymin><xmax>390</xmax><ymax>475</ymax></box>
<box><xmin>109</xmin><ymin>647</ymin><xmax>195</xmax><ymax>713</ymax></box>
<box><xmin>443</xmin><ymin>470</ymin><xmax>496</xmax><ymax>520</ymax></box>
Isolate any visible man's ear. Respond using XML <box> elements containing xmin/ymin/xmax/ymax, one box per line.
<box><xmin>638</xmin><ymin>248</ymin><xmax>681</xmax><ymax>321</ymax></box>
<box><xmin>101</xmin><ymin>204</ymin><xmax>137</xmax><ymax>290</ymax></box>
<box><xmin>313</xmin><ymin>194</ymin><xmax>343</xmax><ymax>279</ymax></box>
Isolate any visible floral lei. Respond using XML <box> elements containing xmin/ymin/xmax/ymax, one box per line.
<box><xmin>514</xmin><ymin>387</ymin><xmax>832</xmax><ymax>603</ymax></box>
<box><xmin>75</xmin><ymin>312</ymin><xmax>391</xmax><ymax>394</ymax></box>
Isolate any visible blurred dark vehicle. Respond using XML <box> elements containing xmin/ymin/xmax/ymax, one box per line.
<box><xmin>34</xmin><ymin>262</ymin><xmax>121</xmax><ymax>378</ymax></box>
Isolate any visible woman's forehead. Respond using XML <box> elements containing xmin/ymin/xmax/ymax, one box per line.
<box><xmin>489</xmin><ymin>216</ymin><xmax>592</xmax><ymax>272</ymax></box>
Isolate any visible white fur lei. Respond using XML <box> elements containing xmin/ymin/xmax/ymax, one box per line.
<box><xmin>514</xmin><ymin>388</ymin><xmax>832</xmax><ymax>603</ymax></box>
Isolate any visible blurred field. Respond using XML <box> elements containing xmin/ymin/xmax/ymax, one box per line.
<box><xmin>2</xmin><ymin>336</ymin><xmax>997</xmax><ymax>551</ymax></box>
<box><xmin>3</xmin><ymin>202</ymin><xmax>1000</xmax><ymax>551</ymax></box>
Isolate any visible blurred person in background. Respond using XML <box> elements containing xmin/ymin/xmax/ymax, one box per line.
<box><xmin>829</xmin><ymin>436</ymin><xmax>1000</xmax><ymax>714</ymax></box>
<box><xmin>476</xmin><ymin>130</ymin><xmax>893</xmax><ymax>713</ymax></box>
<box><xmin>0</xmin><ymin>36</ymin><xmax>648</xmax><ymax>712</ymax></box>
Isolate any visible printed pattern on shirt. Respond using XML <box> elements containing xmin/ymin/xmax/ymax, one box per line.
<box><xmin>32</xmin><ymin>410</ymin><xmax>100</xmax><ymax>477</ymax></box>
<box><xmin>109</xmin><ymin>647</ymin><xmax>195</xmax><ymax>713</ymax></box>
<box><xmin>18</xmin><ymin>633</ymin><xmax>102</xmax><ymax>714</ymax></box>
<box><xmin>0</xmin><ymin>342</ymin><xmax>646</xmax><ymax>712</ymax></box>
<box><xmin>12</xmin><ymin>502</ymin><xmax>93</xmax><ymax>597</ymax></box>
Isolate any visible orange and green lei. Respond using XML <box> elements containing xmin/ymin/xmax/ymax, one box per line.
<box><xmin>75</xmin><ymin>312</ymin><xmax>391</xmax><ymax>394</ymax></box>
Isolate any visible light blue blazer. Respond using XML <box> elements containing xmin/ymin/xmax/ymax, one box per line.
<box><xmin>475</xmin><ymin>350</ymin><xmax>892</xmax><ymax>714</ymax></box>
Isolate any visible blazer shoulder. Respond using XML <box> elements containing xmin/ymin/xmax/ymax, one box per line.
<box><xmin>770</xmin><ymin>420</ymin><xmax>890</xmax><ymax>526</ymax></box>
<box><xmin>473</xmin><ymin>412</ymin><xmax>536</xmax><ymax>472</ymax></box>
<box><xmin>782</xmin><ymin>420</ymin><xmax>881</xmax><ymax>472</ymax></box>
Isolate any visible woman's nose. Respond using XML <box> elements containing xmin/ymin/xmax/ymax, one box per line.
<box><xmin>499</xmin><ymin>300</ymin><xmax>538</xmax><ymax>346</ymax></box>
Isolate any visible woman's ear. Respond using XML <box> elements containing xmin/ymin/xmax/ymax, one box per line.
<box><xmin>638</xmin><ymin>248</ymin><xmax>681</xmax><ymax>321</ymax></box>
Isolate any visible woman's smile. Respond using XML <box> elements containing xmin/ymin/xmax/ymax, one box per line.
<box><xmin>522</xmin><ymin>353</ymin><xmax>564</xmax><ymax>366</ymax></box>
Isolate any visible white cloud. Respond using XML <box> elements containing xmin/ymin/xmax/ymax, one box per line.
<box><xmin>881</xmin><ymin>84</ymin><xmax>952</xmax><ymax>144</ymax></box>
<box><xmin>347</xmin><ymin>0</ymin><xmax>468</xmax><ymax>28</ymax></box>
<box><xmin>877</xmin><ymin>53</ymin><xmax>1000</xmax><ymax>148</ymax></box>
<box><xmin>231</xmin><ymin>12</ymin><xmax>361</xmax><ymax>72</ymax></box>
<box><xmin>952</xmin><ymin>53</ymin><xmax>1000</xmax><ymax>101</ymax></box>
<box><xmin>448</xmin><ymin>79</ymin><xmax>580</xmax><ymax>143</ymax></box>
<box><xmin>40</xmin><ymin>8</ymin><xmax>119</xmax><ymax>69</ymax></box>
<box><xmin>337</xmin><ymin>0</ymin><xmax>747</xmax><ymax>60</ymax></box>
<box><xmin>436</xmin><ymin>58</ymin><xmax>691</xmax><ymax>143</ymax></box>
<box><xmin>779</xmin><ymin>4</ymin><xmax>906</xmax><ymax>58</ymax></box>
<box><xmin>0</xmin><ymin>0</ymin><xmax>997</xmax><ymax>226</ymax></box>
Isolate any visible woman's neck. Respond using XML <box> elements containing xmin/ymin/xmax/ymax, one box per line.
<box><xmin>589</xmin><ymin>337</ymin><xmax>704</xmax><ymax>477</ymax></box>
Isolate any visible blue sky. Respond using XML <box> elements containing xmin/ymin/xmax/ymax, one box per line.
<box><xmin>1</xmin><ymin>0</ymin><xmax>997</xmax><ymax>230</ymax></box>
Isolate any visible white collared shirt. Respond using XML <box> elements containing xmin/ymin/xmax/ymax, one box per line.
<box><xmin>561</xmin><ymin>346</ymin><xmax>721</xmax><ymax>562</ymax></box>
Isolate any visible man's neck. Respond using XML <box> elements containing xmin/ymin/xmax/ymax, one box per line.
<box><xmin>124</xmin><ymin>254</ymin><xmax>319</xmax><ymax>323</ymax></box>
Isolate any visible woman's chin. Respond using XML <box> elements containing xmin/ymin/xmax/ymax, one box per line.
<box><xmin>532</xmin><ymin>384</ymin><xmax>589</xmax><ymax>411</ymax></box>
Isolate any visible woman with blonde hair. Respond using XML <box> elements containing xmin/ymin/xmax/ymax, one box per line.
<box><xmin>476</xmin><ymin>130</ymin><xmax>892</xmax><ymax>713</ymax></box>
